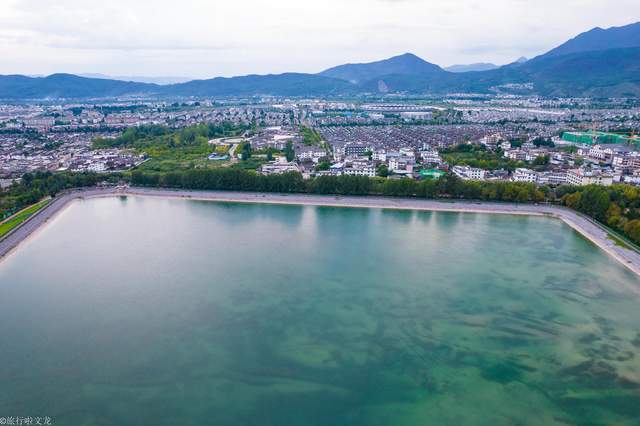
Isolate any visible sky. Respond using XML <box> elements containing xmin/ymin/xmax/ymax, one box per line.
<box><xmin>0</xmin><ymin>0</ymin><xmax>639</xmax><ymax>79</ymax></box>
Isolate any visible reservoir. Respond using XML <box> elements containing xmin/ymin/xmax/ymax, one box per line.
<box><xmin>1</xmin><ymin>196</ymin><xmax>639</xmax><ymax>425</ymax></box>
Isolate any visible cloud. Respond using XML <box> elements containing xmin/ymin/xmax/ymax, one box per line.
<box><xmin>0</xmin><ymin>0</ymin><xmax>639</xmax><ymax>77</ymax></box>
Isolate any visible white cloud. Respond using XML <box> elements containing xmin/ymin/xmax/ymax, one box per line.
<box><xmin>0</xmin><ymin>0</ymin><xmax>638</xmax><ymax>78</ymax></box>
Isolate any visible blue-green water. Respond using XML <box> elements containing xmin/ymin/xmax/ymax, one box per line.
<box><xmin>1</xmin><ymin>196</ymin><xmax>640</xmax><ymax>425</ymax></box>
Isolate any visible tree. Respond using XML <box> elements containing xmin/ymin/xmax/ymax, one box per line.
<box><xmin>533</xmin><ymin>155</ymin><xmax>550</xmax><ymax>166</ymax></box>
<box><xmin>315</xmin><ymin>161</ymin><xmax>331</xmax><ymax>171</ymax></box>
<box><xmin>376</xmin><ymin>164</ymin><xmax>389</xmax><ymax>177</ymax></box>
<box><xmin>284</xmin><ymin>141</ymin><xmax>295</xmax><ymax>162</ymax></box>
<box><xmin>577</xmin><ymin>186</ymin><xmax>611</xmax><ymax>221</ymax></box>
<box><xmin>240</xmin><ymin>142</ymin><xmax>252</xmax><ymax>161</ymax></box>
<box><xmin>624</xmin><ymin>220</ymin><xmax>640</xmax><ymax>244</ymax></box>
<box><xmin>266</xmin><ymin>148</ymin><xmax>274</xmax><ymax>162</ymax></box>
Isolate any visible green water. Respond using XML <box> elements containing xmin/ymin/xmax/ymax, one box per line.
<box><xmin>1</xmin><ymin>196</ymin><xmax>640</xmax><ymax>425</ymax></box>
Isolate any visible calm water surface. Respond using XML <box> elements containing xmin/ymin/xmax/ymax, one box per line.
<box><xmin>1</xmin><ymin>196</ymin><xmax>639</xmax><ymax>425</ymax></box>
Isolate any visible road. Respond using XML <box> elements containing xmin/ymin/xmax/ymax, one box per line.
<box><xmin>227</xmin><ymin>143</ymin><xmax>240</xmax><ymax>165</ymax></box>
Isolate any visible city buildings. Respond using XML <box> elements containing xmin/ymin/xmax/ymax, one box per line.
<box><xmin>1</xmin><ymin>96</ymin><xmax>639</xmax><ymax>190</ymax></box>
<box><xmin>567</xmin><ymin>169</ymin><xmax>614</xmax><ymax>186</ymax></box>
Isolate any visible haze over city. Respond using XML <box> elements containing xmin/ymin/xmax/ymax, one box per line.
<box><xmin>1</xmin><ymin>0</ymin><xmax>639</xmax><ymax>78</ymax></box>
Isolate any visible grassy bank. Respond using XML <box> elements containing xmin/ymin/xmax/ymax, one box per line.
<box><xmin>0</xmin><ymin>199</ymin><xmax>51</xmax><ymax>239</ymax></box>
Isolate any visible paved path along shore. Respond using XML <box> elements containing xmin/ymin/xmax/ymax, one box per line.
<box><xmin>3</xmin><ymin>187</ymin><xmax>640</xmax><ymax>283</ymax></box>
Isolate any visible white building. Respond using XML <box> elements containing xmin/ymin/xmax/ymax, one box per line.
<box><xmin>344</xmin><ymin>164</ymin><xmax>376</xmax><ymax>177</ymax></box>
<box><xmin>372</xmin><ymin>149</ymin><xmax>387</xmax><ymax>162</ymax></box>
<box><xmin>388</xmin><ymin>157</ymin><xmax>416</xmax><ymax>174</ymax></box>
<box><xmin>613</xmin><ymin>152</ymin><xmax>640</xmax><ymax>173</ymax></box>
<box><xmin>399</xmin><ymin>147</ymin><xmax>416</xmax><ymax>159</ymax></box>
<box><xmin>480</xmin><ymin>133</ymin><xmax>504</xmax><ymax>150</ymax></box>
<box><xmin>420</xmin><ymin>150</ymin><xmax>442</xmax><ymax>165</ymax></box>
<box><xmin>512</xmin><ymin>168</ymin><xmax>538</xmax><ymax>183</ymax></box>
<box><xmin>88</xmin><ymin>162</ymin><xmax>107</xmax><ymax>172</ymax></box>
<box><xmin>260</xmin><ymin>158</ymin><xmax>300</xmax><ymax>175</ymax></box>
<box><xmin>296</xmin><ymin>148</ymin><xmax>326</xmax><ymax>163</ymax></box>
<box><xmin>504</xmin><ymin>149</ymin><xmax>529</xmax><ymax>162</ymax></box>
<box><xmin>400</xmin><ymin>111</ymin><xmax>433</xmax><ymax>121</ymax></box>
<box><xmin>537</xmin><ymin>171</ymin><xmax>568</xmax><ymax>186</ymax></box>
<box><xmin>330</xmin><ymin>162</ymin><xmax>344</xmax><ymax>175</ymax></box>
<box><xmin>566</xmin><ymin>169</ymin><xmax>614</xmax><ymax>186</ymax></box>
<box><xmin>452</xmin><ymin>165</ymin><xmax>486</xmax><ymax>181</ymax></box>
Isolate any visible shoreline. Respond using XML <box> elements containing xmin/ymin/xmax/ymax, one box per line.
<box><xmin>0</xmin><ymin>188</ymin><xmax>119</xmax><ymax>263</ymax></box>
<box><xmin>3</xmin><ymin>187</ymin><xmax>640</xmax><ymax>285</ymax></box>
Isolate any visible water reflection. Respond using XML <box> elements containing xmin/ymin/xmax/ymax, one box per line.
<box><xmin>0</xmin><ymin>197</ymin><xmax>639</xmax><ymax>425</ymax></box>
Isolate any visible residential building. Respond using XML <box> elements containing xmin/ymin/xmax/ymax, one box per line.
<box><xmin>452</xmin><ymin>165</ymin><xmax>486</xmax><ymax>181</ymax></box>
<box><xmin>566</xmin><ymin>168</ymin><xmax>614</xmax><ymax>186</ymax></box>
<box><xmin>512</xmin><ymin>168</ymin><xmax>538</xmax><ymax>183</ymax></box>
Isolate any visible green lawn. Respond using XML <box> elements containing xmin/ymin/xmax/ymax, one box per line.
<box><xmin>230</xmin><ymin>158</ymin><xmax>267</xmax><ymax>170</ymax></box>
<box><xmin>0</xmin><ymin>199</ymin><xmax>51</xmax><ymax>239</ymax></box>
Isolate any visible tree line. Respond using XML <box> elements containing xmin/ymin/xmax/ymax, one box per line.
<box><xmin>561</xmin><ymin>184</ymin><xmax>640</xmax><ymax>244</ymax></box>
<box><xmin>6</xmin><ymin>168</ymin><xmax>640</xmax><ymax>248</ymax></box>
<box><xmin>130</xmin><ymin>169</ymin><xmax>546</xmax><ymax>201</ymax></box>
<box><xmin>0</xmin><ymin>172</ymin><xmax>108</xmax><ymax>220</ymax></box>
<box><xmin>129</xmin><ymin>169</ymin><xmax>640</xmax><ymax>245</ymax></box>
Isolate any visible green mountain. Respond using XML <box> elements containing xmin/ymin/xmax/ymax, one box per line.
<box><xmin>358</xmin><ymin>48</ymin><xmax>640</xmax><ymax>97</ymax></box>
<box><xmin>0</xmin><ymin>73</ymin><xmax>158</xmax><ymax>99</ymax></box>
<box><xmin>318</xmin><ymin>53</ymin><xmax>444</xmax><ymax>84</ymax></box>
<box><xmin>540</xmin><ymin>22</ymin><xmax>640</xmax><ymax>58</ymax></box>
<box><xmin>518</xmin><ymin>47</ymin><xmax>640</xmax><ymax>97</ymax></box>
<box><xmin>161</xmin><ymin>73</ymin><xmax>355</xmax><ymax>97</ymax></box>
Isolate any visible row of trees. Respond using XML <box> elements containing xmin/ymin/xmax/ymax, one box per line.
<box><xmin>127</xmin><ymin>169</ymin><xmax>640</xmax><ymax>244</ymax></box>
<box><xmin>562</xmin><ymin>184</ymin><xmax>640</xmax><ymax>244</ymax></box>
<box><xmin>130</xmin><ymin>168</ymin><xmax>640</xmax><ymax>244</ymax></box>
<box><xmin>300</xmin><ymin>126</ymin><xmax>323</xmax><ymax>146</ymax></box>
<box><xmin>7</xmin><ymin>168</ymin><xmax>640</xmax><ymax>247</ymax></box>
<box><xmin>0</xmin><ymin>172</ymin><xmax>107</xmax><ymax>219</ymax></box>
<box><xmin>131</xmin><ymin>169</ymin><xmax>546</xmax><ymax>202</ymax></box>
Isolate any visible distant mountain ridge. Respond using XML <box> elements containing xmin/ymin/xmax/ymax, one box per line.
<box><xmin>0</xmin><ymin>73</ymin><xmax>158</xmax><ymax>99</ymax></box>
<box><xmin>161</xmin><ymin>73</ymin><xmax>354</xmax><ymax>97</ymax></box>
<box><xmin>1</xmin><ymin>22</ymin><xmax>640</xmax><ymax>99</ymax></box>
<box><xmin>318</xmin><ymin>53</ymin><xmax>443</xmax><ymax>84</ymax></box>
<box><xmin>541</xmin><ymin>22</ymin><xmax>640</xmax><ymax>58</ymax></box>
<box><xmin>80</xmin><ymin>74</ymin><xmax>193</xmax><ymax>85</ymax></box>
<box><xmin>445</xmin><ymin>63</ymin><xmax>500</xmax><ymax>73</ymax></box>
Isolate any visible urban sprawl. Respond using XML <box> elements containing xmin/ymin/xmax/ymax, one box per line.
<box><xmin>2</xmin><ymin>96</ymin><xmax>640</xmax><ymax>189</ymax></box>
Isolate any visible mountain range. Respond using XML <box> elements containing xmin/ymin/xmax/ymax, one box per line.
<box><xmin>80</xmin><ymin>74</ymin><xmax>192</xmax><ymax>85</ymax></box>
<box><xmin>445</xmin><ymin>63</ymin><xmax>500</xmax><ymax>73</ymax></box>
<box><xmin>1</xmin><ymin>22</ymin><xmax>639</xmax><ymax>99</ymax></box>
<box><xmin>445</xmin><ymin>57</ymin><xmax>527</xmax><ymax>73</ymax></box>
